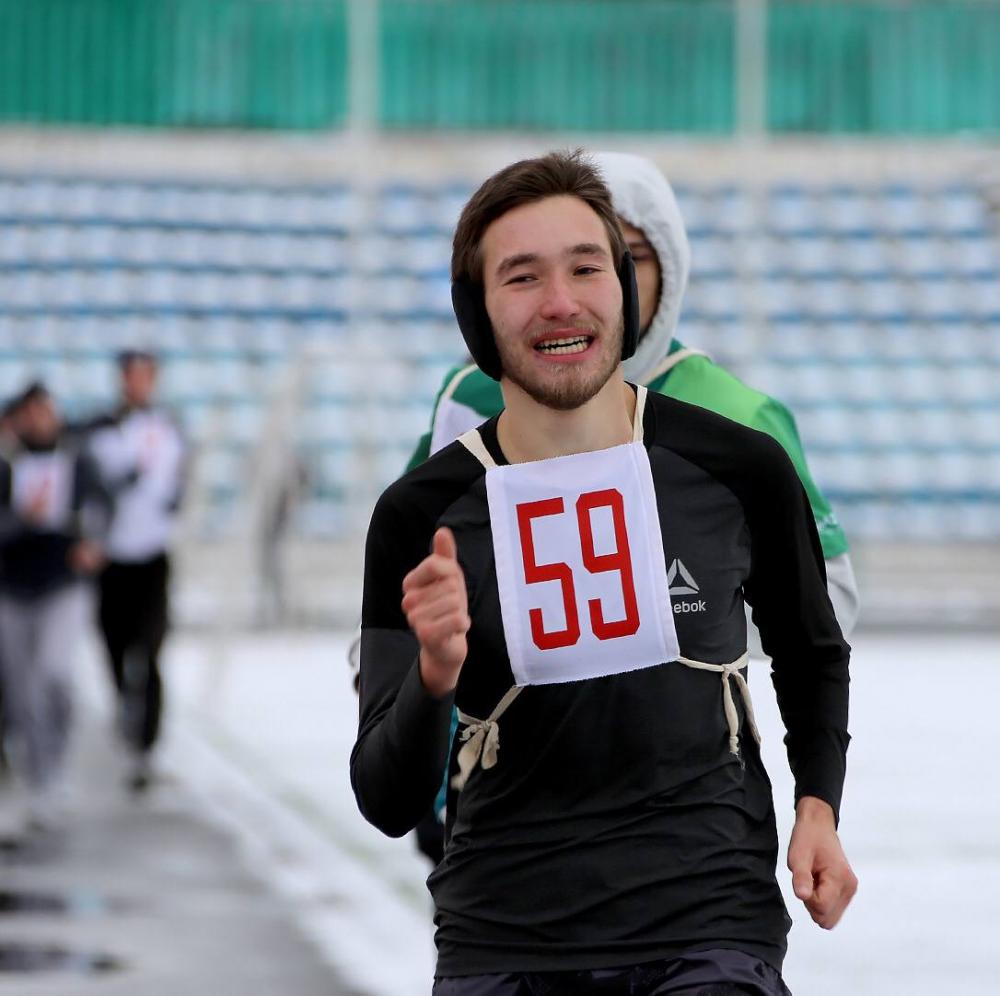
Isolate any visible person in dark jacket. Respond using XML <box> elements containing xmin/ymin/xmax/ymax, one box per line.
<box><xmin>0</xmin><ymin>396</ymin><xmax>23</xmax><ymax>784</ymax></box>
<box><xmin>0</xmin><ymin>383</ymin><xmax>106</xmax><ymax>829</ymax></box>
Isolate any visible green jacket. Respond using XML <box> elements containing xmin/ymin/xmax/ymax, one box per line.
<box><xmin>405</xmin><ymin>341</ymin><xmax>848</xmax><ymax>560</ymax></box>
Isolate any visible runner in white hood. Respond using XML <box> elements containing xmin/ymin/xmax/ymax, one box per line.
<box><xmin>402</xmin><ymin>150</ymin><xmax>859</xmax><ymax>637</ymax></box>
<box><xmin>603</xmin><ymin>150</ymin><xmax>692</xmax><ymax>385</ymax></box>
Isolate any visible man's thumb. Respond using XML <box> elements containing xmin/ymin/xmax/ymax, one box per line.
<box><xmin>791</xmin><ymin>864</ymin><xmax>814</xmax><ymax>901</ymax></box>
<box><xmin>433</xmin><ymin>527</ymin><xmax>457</xmax><ymax>561</ymax></box>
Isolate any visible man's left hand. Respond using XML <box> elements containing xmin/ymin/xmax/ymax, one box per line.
<box><xmin>787</xmin><ymin>796</ymin><xmax>858</xmax><ymax>930</ymax></box>
<box><xmin>69</xmin><ymin>539</ymin><xmax>105</xmax><ymax>575</ymax></box>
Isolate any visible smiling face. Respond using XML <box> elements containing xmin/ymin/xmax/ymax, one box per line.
<box><xmin>481</xmin><ymin>195</ymin><xmax>624</xmax><ymax>411</ymax></box>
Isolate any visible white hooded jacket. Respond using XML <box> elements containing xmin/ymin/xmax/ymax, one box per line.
<box><xmin>596</xmin><ymin>151</ymin><xmax>693</xmax><ymax>384</ymax></box>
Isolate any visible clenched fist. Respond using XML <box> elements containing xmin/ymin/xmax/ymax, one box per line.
<box><xmin>788</xmin><ymin>796</ymin><xmax>858</xmax><ymax>930</ymax></box>
<box><xmin>401</xmin><ymin>527</ymin><xmax>470</xmax><ymax>698</ymax></box>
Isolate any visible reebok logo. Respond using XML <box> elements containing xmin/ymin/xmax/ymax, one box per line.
<box><xmin>673</xmin><ymin>599</ymin><xmax>707</xmax><ymax>614</ymax></box>
<box><xmin>667</xmin><ymin>559</ymin><xmax>708</xmax><ymax>614</ymax></box>
<box><xmin>667</xmin><ymin>559</ymin><xmax>699</xmax><ymax>596</ymax></box>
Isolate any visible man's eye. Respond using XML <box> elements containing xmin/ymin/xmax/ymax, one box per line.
<box><xmin>506</xmin><ymin>273</ymin><xmax>535</xmax><ymax>285</ymax></box>
<box><xmin>575</xmin><ymin>265</ymin><xmax>601</xmax><ymax>275</ymax></box>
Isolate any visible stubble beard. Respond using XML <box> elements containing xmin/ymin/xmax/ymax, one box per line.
<box><xmin>497</xmin><ymin>316</ymin><xmax>624</xmax><ymax>412</ymax></box>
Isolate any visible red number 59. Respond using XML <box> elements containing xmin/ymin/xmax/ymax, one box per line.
<box><xmin>515</xmin><ymin>489</ymin><xmax>640</xmax><ymax>651</ymax></box>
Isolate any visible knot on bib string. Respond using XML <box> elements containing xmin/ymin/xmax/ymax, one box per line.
<box><xmin>678</xmin><ymin>651</ymin><xmax>759</xmax><ymax>756</ymax></box>
<box><xmin>451</xmin><ymin>686</ymin><xmax>523</xmax><ymax>791</ymax></box>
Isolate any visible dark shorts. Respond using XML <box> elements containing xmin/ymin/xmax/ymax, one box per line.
<box><xmin>432</xmin><ymin>948</ymin><xmax>792</xmax><ymax>996</ymax></box>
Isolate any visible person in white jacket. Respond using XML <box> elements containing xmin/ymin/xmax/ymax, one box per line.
<box><xmin>87</xmin><ymin>352</ymin><xmax>187</xmax><ymax>792</ymax></box>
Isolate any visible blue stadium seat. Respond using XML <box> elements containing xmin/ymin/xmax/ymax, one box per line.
<box><xmin>878</xmin><ymin>188</ymin><xmax>931</xmax><ymax>237</ymax></box>
<box><xmin>937</xmin><ymin>186</ymin><xmax>989</xmax><ymax>235</ymax></box>
<box><xmin>0</xmin><ymin>168</ymin><xmax>996</xmax><ymax>542</ymax></box>
<box><xmin>950</xmin><ymin>236</ymin><xmax>999</xmax><ymax>278</ymax></box>
<box><xmin>782</xmin><ymin>236</ymin><xmax>840</xmax><ymax>278</ymax></box>
<box><xmin>767</xmin><ymin>186</ymin><xmax>820</xmax><ymax>237</ymax></box>
<box><xmin>823</xmin><ymin>189</ymin><xmax>876</xmax><ymax>237</ymax></box>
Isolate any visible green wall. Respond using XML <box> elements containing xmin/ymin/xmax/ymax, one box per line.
<box><xmin>769</xmin><ymin>1</ymin><xmax>1000</xmax><ymax>133</ymax></box>
<box><xmin>0</xmin><ymin>0</ymin><xmax>998</xmax><ymax>134</ymax></box>
<box><xmin>0</xmin><ymin>0</ymin><xmax>348</xmax><ymax>128</ymax></box>
<box><xmin>380</xmin><ymin>0</ymin><xmax>734</xmax><ymax>132</ymax></box>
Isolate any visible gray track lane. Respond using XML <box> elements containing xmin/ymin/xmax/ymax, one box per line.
<box><xmin>0</xmin><ymin>708</ymin><xmax>355</xmax><ymax>996</ymax></box>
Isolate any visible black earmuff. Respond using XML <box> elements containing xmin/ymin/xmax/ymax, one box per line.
<box><xmin>452</xmin><ymin>276</ymin><xmax>502</xmax><ymax>380</ymax></box>
<box><xmin>618</xmin><ymin>250</ymin><xmax>640</xmax><ymax>363</ymax></box>
<box><xmin>452</xmin><ymin>250</ymin><xmax>640</xmax><ymax>382</ymax></box>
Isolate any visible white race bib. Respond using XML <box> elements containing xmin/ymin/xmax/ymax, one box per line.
<box><xmin>486</xmin><ymin>441</ymin><xmax>678</xmax><ymax>687</ymax></box>
<box><xmin>12</xmin><ymin>452</ymin><xmax>73</xmax><ymax>530</ymax></box>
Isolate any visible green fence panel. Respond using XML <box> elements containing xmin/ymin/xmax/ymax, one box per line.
<box><xmin>3</xmin><ymin>1</ymin><xmax>1000</xmax><ymax>134</ymax></box>
<box><xmin>169</xmin><ymin>0</ymin><xmax>348</xmax><ymax>129</ymax></box>
<box><xmin>768</xmin><ymin>1</ymin><xmax>1000</xmax><ymax>134</ymax></box>
<box><xmin>380</xmin><ymin>0</ymin><xmax>735</xmax><ymax>132</ymax></box>
<box><xmin>872</xmin><ymin>1</ymin><xmax>1000</xmax><ymax>133</ymax></box>
<box><xmin>0</xmin><ymin>0</ymin><xmax>348</xmax><ymax>129</ymax></box>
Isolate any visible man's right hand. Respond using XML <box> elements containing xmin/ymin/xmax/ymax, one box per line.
<box><xmin>401</xmin><ymin>527</ymin><xmax>470</xmax><ymax>698</ymax></box>
<box><xmin>23</xmin><ymin>487</ymin><xmax>51</xmax><ymax>525</ymax></box>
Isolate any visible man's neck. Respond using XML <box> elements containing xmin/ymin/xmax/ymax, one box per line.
<box><xmin>496</xmin><ymin>373</ymin><xmax>636</xmax><ymax>464</ymax></box>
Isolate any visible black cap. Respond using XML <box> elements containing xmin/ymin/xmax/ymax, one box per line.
<box><xmin>11</xmin><ymin>380</ymin><xmax>50</xmax><ymax>410</ymax></box>
<box><xmin>117</xmin><ymin>349</ymin><xmax>157</xmax><ymax>369</ymax></box>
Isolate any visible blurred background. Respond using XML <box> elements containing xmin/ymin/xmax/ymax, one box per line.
<box><xmin>0</xmin><ymin>1</ymin><xmax>997</xmax><ymax>994</ymax></box>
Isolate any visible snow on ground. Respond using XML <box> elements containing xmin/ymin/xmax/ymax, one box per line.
<box><xmin>149</xmin><ymin>628</ymin><xmax>998</xmax><ymax>995</ymax></box>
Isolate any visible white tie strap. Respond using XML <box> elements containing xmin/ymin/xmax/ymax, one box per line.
<box><xmin>452</xmin><ymin>685</ymin><xmax>524</xmax><ymax>790</ymax></box>
<box><xmin>678</xmin><ymin>651</ymin><xmax>760</xmax><ymax>756</ymax></box>
<box><xmin>450</xmin><ymin>651</ymin><xmax>758</xmax><ymax>791</ymax></box>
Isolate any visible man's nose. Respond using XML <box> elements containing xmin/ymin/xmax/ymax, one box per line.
<box><xmin>537</xmin><ymin>275</ymin><xmax>581</xmax><ymax>321</ymax></box>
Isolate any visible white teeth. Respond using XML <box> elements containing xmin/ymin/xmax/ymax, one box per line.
<box><xmin>536</xmin><ymin>336</ymin><xmax>590</xmax><ymax>355</ymax></box>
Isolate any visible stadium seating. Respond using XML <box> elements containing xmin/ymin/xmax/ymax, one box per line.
<box><xmin>0</xmin><ymin>171</ymin><xmax>997</xmax><ymax>542</ymax></box>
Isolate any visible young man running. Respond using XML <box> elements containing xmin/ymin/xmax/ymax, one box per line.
<box><xmin>352</xmin><ymin>152</ymin><xmax>856</xmax><ymax>995</ymax></box>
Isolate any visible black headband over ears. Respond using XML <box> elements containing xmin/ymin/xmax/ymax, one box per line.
<box><xmin>451</xmin><ymin>251</ymin><xmax>640</xmax><ymax>382</ymax></box>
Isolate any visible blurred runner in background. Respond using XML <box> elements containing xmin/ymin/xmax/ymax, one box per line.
<box><xmin>87</xmin><ymin>352</ymin><xmax>187</xmax><ymax>792</ymax></box>
<box><xmin>0</xmin><ymin>395</ymin><xmax>22</xmax><ymax>781</ymax></box>
<box><xmin>0</xmin><ymin>383</ymin><xmax>106</xmax><ymax>830</ymax></box>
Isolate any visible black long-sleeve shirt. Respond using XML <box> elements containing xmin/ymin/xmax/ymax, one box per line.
<box><xmin>351</xmin><ymin>388</ymin><xmax>850</xmax><ymax>976</ymax></box>
<box><xmin>0</xmin><ymin>436</ymin><xmax>106</xmax><ymax>598</ymax></box>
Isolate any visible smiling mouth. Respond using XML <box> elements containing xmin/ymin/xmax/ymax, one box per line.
<box><xmin>534</xmin><ymin>335</ymin><xmax>593</xmax><ymax>355</ymax></box>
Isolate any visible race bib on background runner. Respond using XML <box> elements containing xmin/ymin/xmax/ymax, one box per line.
<box><xmin>12</xmin><ymin>453</ymin><xmax>73</xmax><ymax>530</ymax></box>
<box><xmin>486</xmin><ymin>441</ymin><xmax>678</xmax><ymax>686</ymax></box>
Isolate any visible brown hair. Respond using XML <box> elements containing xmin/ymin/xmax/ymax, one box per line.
<box><xmin>451</xmin><ymin>150</ymin><xmax>626</xmax><ymax>284</ymax></box>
